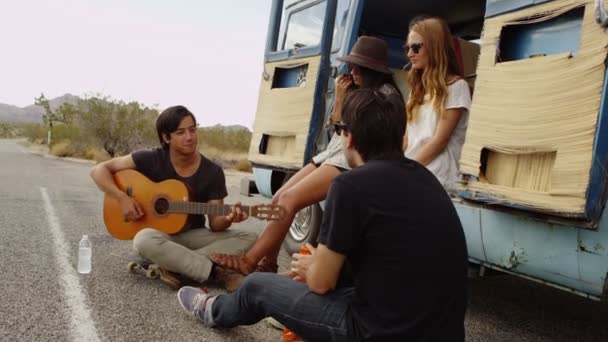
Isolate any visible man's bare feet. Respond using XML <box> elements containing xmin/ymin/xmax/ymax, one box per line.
<box><xmin>209</xmin><ymin>253</ymin><xmax>256</xmax><ymax>275</ymax></box>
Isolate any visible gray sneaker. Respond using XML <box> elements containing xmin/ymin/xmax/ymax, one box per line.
<box><xmin>177</xmin><ymin>286</ymin><xmax>217</xmax><ymax>326</ymax></box>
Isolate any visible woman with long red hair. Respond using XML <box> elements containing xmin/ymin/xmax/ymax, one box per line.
<box><xmin>404</xmin><ymin>16</ymin><xmax>472</xmax><ymax>188</ymax></box>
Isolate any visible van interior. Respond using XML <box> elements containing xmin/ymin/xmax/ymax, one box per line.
<box><xmin>354</xmin><ymin>0</ymin><xmax>486</xmax><ymax>100</ymax></box>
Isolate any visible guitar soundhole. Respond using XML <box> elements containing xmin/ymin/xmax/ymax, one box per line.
<box><xmin>154</xmin><ymin>197</ymin><xmax>170</xmax><ymax>215</ymax></box>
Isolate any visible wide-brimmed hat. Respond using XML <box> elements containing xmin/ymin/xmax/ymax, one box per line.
<box><xmin>337</xmin><ymin>36</ymin><xmax>392</xmax><ymax>75</ymax></box>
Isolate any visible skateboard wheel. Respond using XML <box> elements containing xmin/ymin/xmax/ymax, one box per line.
<box><xmin>146</xmin><ymin>268</ymin><xmax>159</xmax><ymax>279</ymax></box>
<box><xmin>127</xmin><ymin>262</ymin><xmax>138</xmax><ymax>272</ymax></box>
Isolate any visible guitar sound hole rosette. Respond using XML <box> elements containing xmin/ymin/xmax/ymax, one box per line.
<box><xmin>153</xmin><ymin>196</ymin><xmax>170</xmax><ymax>216</ymax></box>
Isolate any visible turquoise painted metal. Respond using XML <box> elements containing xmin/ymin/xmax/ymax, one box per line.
<box><xmin>457</xmin><ymin>201</ymin><xmax>608</xmax><ymax>300</ymax></box>
<box><xmin>253</xmin><ymin>167</ymin><xmax>274</xmax><ymax>198</ymax></box>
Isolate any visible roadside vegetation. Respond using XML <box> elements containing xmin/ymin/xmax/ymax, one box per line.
<box><xmin>0</xmin><ymin>122</ymin><xmax>23</xmax><ymax>138</ymax></box>
<box><xmin>198</xmin><ymin>126</ymin><xmax>252</xmax><ymax>171</ymax></box>
<box><xmin>1</xmin><ymin>94</ymin><xmax>252</xmax><ymax>172</ymax></box>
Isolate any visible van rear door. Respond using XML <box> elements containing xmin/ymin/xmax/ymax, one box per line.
<box><xmin>248</xmin><ymin>0</ymin><xmax>337</xmax><ymax>170</ymax></box>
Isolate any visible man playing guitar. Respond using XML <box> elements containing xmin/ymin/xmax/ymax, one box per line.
<box><xmin>90</xmin><ymin>105</ymin><xmax>255</xmax><ymax>291</ymax></box>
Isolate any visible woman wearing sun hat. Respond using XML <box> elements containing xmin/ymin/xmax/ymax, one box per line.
<box><xmin>209</xmin><ymin>36</ymin><xmax>404</xmax><ymax>277</ymax></box>
<box><xmin>312</xmin><ymin>35</ymin><xmax>403</xmax><ymax>171</ymax></box>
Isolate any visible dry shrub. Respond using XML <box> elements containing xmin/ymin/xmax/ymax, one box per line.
<box><xmin>84</xmin><ymin>148</ymin><xmax>111</xmax><ymax>162</ymax></box>
<box><xmin>236</xmin><ymin>159</ymin><xmax>252</xmax><ymax>172</ymax></box>
<box><xmin>51</xmin><ymin>141</ymin><xmax>74</xmax><ymax>157</ymax></box>
<box><xmin>199</xmin><ymin>144</ymin><xmax>249</xmax><ymax>170</ymax></box>
<box><xmin>83</xmin><ymin>149</ymin><xmax>96</xmax><ymax>160</ymax></box>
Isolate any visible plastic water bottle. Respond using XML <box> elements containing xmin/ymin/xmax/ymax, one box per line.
<box><xmin>78</xmin><ymin>235</ymin><xmax>92</xmax><ymax>274</ymax></box>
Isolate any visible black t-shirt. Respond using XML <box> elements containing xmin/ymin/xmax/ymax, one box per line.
<box><xmin>318</xmin><ymin>157</ymin><xmax>468</xmax><ymax>342</ymax></box>
<box><xmin>131</xmin><ymin>147</ymin><xmax>227</xmax><ymax>229</ymax></box>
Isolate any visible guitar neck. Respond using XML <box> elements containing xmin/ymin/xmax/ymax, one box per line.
<box><xmin>168</xmin><ymin>201</ymin><xmax>249</xmax><ymax>216</ymax></box>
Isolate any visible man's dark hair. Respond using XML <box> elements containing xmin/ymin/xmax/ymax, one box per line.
<box><xmin>156</xmin><ymin>105</ymin><xmax>196</xmax><ymax>149</ymax></box>
<box><xmin>341</xmin><ymin>89</ymin><xmax>406</xmax><ymax>161</ymax></box>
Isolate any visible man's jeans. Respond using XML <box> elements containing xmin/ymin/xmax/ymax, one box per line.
<box><xmin>133</xmin><ymin>227</ymin><xmax>256</xmax><ymax>282</ymax></box>
<box><xmin>211</xmin><ymin>272</ymin><xmax>354</xmax><ymax>342</ymax></box>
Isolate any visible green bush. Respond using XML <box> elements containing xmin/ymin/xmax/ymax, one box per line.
<box><xmin>22</xmin><ymin>123</ymin><xmax>48</xmax><ymax>143</ymax></box>
<box><xmin>52</xmin><ymin>124</ymin><xmax>80</xmax><ymax>143</ymax></box>
<box><xmin>199</xmin><ymin>127</ymin><xmax>251</xmax><ymax>152</ymax></box>
<box><xmin>0</xmin><ymin>122</ymin><xmax>19</xmax><ymax>138</ymax></box>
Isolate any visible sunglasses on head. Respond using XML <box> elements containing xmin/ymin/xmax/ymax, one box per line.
<box><xmin>403</xmin><ymin>42</ymin><xmax>424</xmax><ymax>54</ymax></box>
<box><xmin>333</xmin><ymin>122</ymin><xmax>349</xmax><ymax>136</ymax></box>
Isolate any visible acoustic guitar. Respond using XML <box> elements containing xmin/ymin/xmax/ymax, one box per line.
<box><xmin>103</xmin><ymin>169</ymin><xmax>285</xmax><ymax>240</ymax></box>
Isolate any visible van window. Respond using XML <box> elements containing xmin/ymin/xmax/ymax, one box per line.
<box><xmin>277</xmin><ymin>0</ymin><xmax>350</xmax><ymax>52</ymax></box>
<box><xmin>496</xmin><ymin>6</ymin><xmax>584</xmax><ymax>63</ymax></box>
<box><xmin>282</xmin><ymin>1</ymin><xmax>327</xmax><ymax>50</ymax></box>
<box><xmin>331</xmin><ymin>0</ymin><xmax>351</xmax><ymax>51</ymax></box>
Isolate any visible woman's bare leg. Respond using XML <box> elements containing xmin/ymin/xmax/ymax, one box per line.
<box><xmin>271</xmin><ymin>163</ymin><xmax>317</xmax><ymax>204</ymax></box>
<box><xmin>210</xmin><ymin>165</ymin><xmax>341</xmax><ymax>274</ymax></box>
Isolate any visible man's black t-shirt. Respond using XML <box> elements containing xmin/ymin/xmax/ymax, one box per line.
<box><xmin>318</xmin><ymin>157</ymin><xmax>468</xmax><ymax>342</ymax></box>
<box><xmin>131</xmin><ymin>147</ymin><xmax>227</xmax><ymax>229</ymax></box>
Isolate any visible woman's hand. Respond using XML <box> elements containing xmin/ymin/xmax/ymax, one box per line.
<box><xmin>413</xmin><ymin>107</ymin><xmax>463</xmax><ymax>166</ymax></box>
<box><xmin>336</xmin><ymin>74</ymin><xmax>353</xmax><ymax>100</ymax></box>
<box><xmin>330</xmin><ymin>74</ymin><xmax>353</xmax><ymax>123</ymax></box>
<box><xmin>335</xmin><ymin>74</ymin><xmax>353</xmax><ymax>104</ymax></box>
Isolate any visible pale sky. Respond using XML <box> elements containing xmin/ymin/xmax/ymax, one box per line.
<box><xmin>0</xmin><ymin>0</ymin><xmax>271</xmax><ymax>128</ymax></box>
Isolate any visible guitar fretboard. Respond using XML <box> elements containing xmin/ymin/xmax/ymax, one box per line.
<box><xmin>168</xmin><ymin>202</ymin><xmax>250</xmax><ymax>216</ymax></box>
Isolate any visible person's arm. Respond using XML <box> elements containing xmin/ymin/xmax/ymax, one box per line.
<box><xmin>299</xmin><ymin>178</ymin><xmax>358</xmax><ymax>294</ymax></box>
<box><xmin>206</xmin><ymin>167</ymin><xmax>247</xmax><ymax>231</ymax></box>
<box><xmin>305</xmin><ymin>244</ymin><xmax>346</xmax><ymax>294</ymax></box>
<box><xmin>90</xmin><ymin>154</ymin><xmax>144</xmax><ymax>221</ymax></box>
<box><xmin>413</xmin><ymin>107</ymin><xmax>464</xmax><ymax>166</ymax></box>
<box><xmin>207</xmin><ymin>199</ymin><xmax>247</xmax><ymax>232</ymax></box>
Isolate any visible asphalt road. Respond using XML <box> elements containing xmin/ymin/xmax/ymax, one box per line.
<box><xmin>1</xmin><ymin>138</ymin><xmax>608</xmax><ymax>342</ymax></box>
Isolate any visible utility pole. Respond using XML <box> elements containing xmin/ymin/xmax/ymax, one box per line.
<box><xmin>34</xmin><ymin>93</ymin><xmax>54</xmax><ymax>152</ymax></box>
<box><xmin>47</xmin><ymin>119</ymin><xmax>53</xmax><ymax>152</ymax></box>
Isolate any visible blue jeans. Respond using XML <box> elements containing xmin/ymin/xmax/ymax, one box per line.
<box><xmin>211</xmin><ymin>273</ymin><xmax>355</xmax><ymax>342</ymax></box>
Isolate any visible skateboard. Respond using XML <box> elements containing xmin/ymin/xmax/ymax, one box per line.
<box><xmin>126</xmin><ymin>261</ymin><xmax>181</xmax><ymax>290</ymax></box>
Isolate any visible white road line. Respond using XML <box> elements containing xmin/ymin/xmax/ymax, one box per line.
<box><xmin>40</xmin><ymin>187</ymin><xmax>102</xmax><ymax>342</ymax></box>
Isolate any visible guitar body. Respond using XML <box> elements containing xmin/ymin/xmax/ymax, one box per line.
<box><xmin>103</xmin><ymin>170</ymin><xmax>189</xmax><ymax>240</ymax></box>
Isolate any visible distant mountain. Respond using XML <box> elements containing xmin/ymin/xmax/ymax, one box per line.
<box><xmin>0</xmin><ymin>94</ymin><xmax>80</xmax><ymax>123</ymax></box>
<box><xmin>1</xmin><ymin>96</ymin><xmax>252</xmax><ymax>133</ymax></box>
<box><xmin>204</xmin><ymin>123</ymin><xmax>251</xmax><ymax>132</ymax></box>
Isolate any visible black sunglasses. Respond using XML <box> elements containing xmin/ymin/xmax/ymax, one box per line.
<box><xmin>333</xmin><ymin>122</ymin><xmax>349</xmax><ymax>136</ymax></box>
<box><xmin>403</xmin><ymin>42</ymin><xmax>424</xmax><ymax>54</ymax></box>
